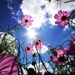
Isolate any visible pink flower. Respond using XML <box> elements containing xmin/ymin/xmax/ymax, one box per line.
<box><xmin>50</xmin><ymin>48</ymin><xmax>67</xmax><ymax>65</ymax></box>
<box><xmin>47</xmin><ymin>43</ymin><xmax>50</xmax><ymax>47</ymax></box>
<box><xmin>64</xmin><ymin>41</ymin><xmax>75</xmax><ymax>55</ymax></box>
<box><xmin>32</xmin><ymin>38</ymin><xmax>44</xmax><ymax>50</ymax></box>
<box><xmin>64</xmin><ymin>37</ymin><xmax>75</xmax><ymax>55</ymax></box>
<box><xmin>71</xmin><ymin>36</ymin><xmax>75</xmax><ymax>41</ymax></box>
<box><xmin>21</xmin><ymin>15</ymin><xmax>34</xmax><ymax>28</ymax></box>
<box><xmin>64</xmin><ymin>37</ymin><xmax>75</xmax><ymax>60</ymax></box>
<box><xmin>25</xmin><ymin>44</ymin><xmax>34</xmax><ymax>54</ymax></box>
<box><xmin>0</xmin><ymin>53</ymin><xmax>19</xmax><ymax>75</ymax></box>
<box><xmin>54</xmin><ymin>10</ymin><xmax>71</xmax><ymax>27</ymax></box>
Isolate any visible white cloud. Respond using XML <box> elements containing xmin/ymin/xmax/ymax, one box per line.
<box><xmin>7</xmin><ymin>0</ymin><xmax>22</xmax><ymax>23</ymax></box>
<box><xmin>46</xmin><ymin>0</ymin><xmax>75</xmax><ymax>26</ymax></box>
<box><xmin>69</xmin><ymin>19</ymin><xmax>75</xmax><ymax>26</ymax></box>
<box><xmin>20</xmin><ymin>0</ymin><xmax>47</xmax><ymax>29</ymax></box>
<box><xmin>7</xmin><ymin>0</ymin><xmax>75</xmax><ymax>29</ymax></box>
<box><xmin>7</xmin><ymin>0</ymin><xmax>13</xmax><ymax>3</ymax></box>
<box><xmin>71</xmin><ymin>31</ymin><xmax>75</xmax><ymax>34</ymax></box>
<box><xmin>7</xmin><ymin>4</ymin><xmax>13</xmax><ymax>10</ymax></box>
<box><xmin>27</xmin><ymin>62</ymin><xmax>53</xmax><ymax>75</ymax></box>
<box><xmin>32</xmin><ymin>45</ymin><xmax>48</xmax><ymax>54</ymax></box>
<box><xmin>20</xmin><ymin>0</ymin><xmax>75</xmax><ymax>29</ymax></box>
<box><xmin>63</xmin><ymin>25</ymin><xmax>69</xmax><ymax>31</ymax></box>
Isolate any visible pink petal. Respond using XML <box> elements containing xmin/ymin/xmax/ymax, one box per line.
<box><xmin>67</xmin><ymin>12</ymin><xmax>71</xmax><ymax>17</ymax></box>
<box><xmin>41</xmin><ymin>42</ymin><xmax>44</xmax><ymax>45</ymax></box>
<box><xmin>64</xmin><ymin>20</ymin><xmax>68</xmax><ymax>26</ymax></box>
<box><xmin>28</xmin><ymin>44</ymin><xmax>31</xmax><ymax>47</ymax></box>
<box><xmin>28</xmin><ymin>22</ymin><xmax>32</xmax><ymax>26</ymax></box>
<box><xmin>55</xmin><ymin>20</ymin><xmax>61</xmax><ymax>24</ymax></box>
<box><xmin>25</xmin><ymin>15</ymin><xmax>28</xmax><ymax>19</ymax></box>
<box><xmin>59</xmin><ymin>21</ymin><xmax>65</xmax><ymax>27</ymax></box>
<box><xmin>0</xmin><ymin>54</ymin><xmax>18</xmax><ymax>75</ymax></box>
<box><xmin>47</xmin><ymin>44</ymin><xmax>50</xmax><ymax>47</ymax></box>
<box><xmin>27</xmin><ymin>51</ymin><xmax>31</xmax><ymax>54</ymax></box>
<box><xmin>52</xmin><ymin>50</ymin><xmax>57</xmax><ymax>56</ymax></box>
<box><xmin>1</xmin><ymin>72</ymin><xmax>9</xmax><ymax>75</ymax></box>
<box><xmin>64</xmin><ymin>48</ymin><xmax>68</xmax><ymax>53</ymax></box>
<box><xmin>58</xmin><ymin>10</ymin><xmax>63</xmax><ymax>16</ymax></box>
<box><xmin>23</xmin><ymin>23</ymin><xmax>27</xmax><ymax>26</ymax></box>
<box><xmin>52</xmin><ymin>57</ymin><xmax>58</xmax><ymax>61</ymax></box>
<box><xmin>29</xmin><ymin>20</ymin><xmax>34</xmax><ymax>22</ymax></box>
<box><xmin>26</xmin><ymin>25</ymin><xmax>29</xmax><ymax>28</ymax></box>
<box><xmin>21</xmin><ymin>20</ymin><xmax>24</xmax><ymax>23</ymax></box>
<box><xmin>28</xmin><ymin>15</ymin><xmax>32</xmax><ymax>20</ymax></box>
<box><xmin>25</xmin><ymin>44</ymin><xmax>33</xmax><ymax>54</ymax></box>
<box><xmin>57</xmin><ymin>50</ymin><xmax>64</xmax><ymax>57</ymax></box>
<box><xmin>58</xmin><ymin>49</ymin><xmax>64</xmax><ymax>55</ymax></box>
<box><xmin>22</xmin><ymin>17</ymin><xmax>25</xmax><ymax>21</ymax></box>
<box><xmin>63</xmin><ymin>11</ymin><xmax>68</xmax><ymax>16</ymax></box>
<box><xmin>0</xmin><ymin>55</ymin><xmax>16</xmax><ymax>68</ymax></box>
<box><xmin>0</xmin><ymin>53</ymin><xmax>6</xmax><ymax>62</ymax></box>
<box><xmin>21</xmin><ymin>17</ymin><xmax>25</xmax><ymax>23</ymax></box>
<box><xmin>71</xmin><ymin>36</ymin><xmax>75</xmax><ymax>41</ymax></box>
<box><xmin>36</xmin><ymin>46</ymin><xmax>40</xmax><ymax>50</ymax></box>
<box><xmin>54</xmin><ymin>14</ymin><xmax>61</xmax><ymax>19</ymax></box>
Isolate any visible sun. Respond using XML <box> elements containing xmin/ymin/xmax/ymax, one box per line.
<box><xmin>26</xmin><ymin>28</ymin><xmax>38</xmax><ymax>39</ymax></box>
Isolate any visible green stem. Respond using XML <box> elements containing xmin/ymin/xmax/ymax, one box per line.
<box><xmin>62</xmin><ymin>40</ymin><xmax>71</xmax><ymax>48</ymax></box>
<box><xmin>48</xmin><ymin>60</ymin><xmax>55</xmax><ymax>74</ymax></box>
<box><xmin>26</xmin><ymin>52</ymin><xmax>27</xmax><ymax>67</ymax></box>
<box><xmin>55</xmin><ymin>44</ymin><xmax>62</xmax><ymax>49</ymax></box>
<box><xmin>68</xmin><ymin>20</ymin><xmax>75</xmax><ymax>30</ymax></box>
<box><xmin>7</xmin><ymin>23</ymin><xmax>22</xmax><ymax>32</ymax></box>
<box><xmin>36</xmin><ymin>50</ymin><xmax>48</xmax><ymax>73</ymax></box>
<box><xmin>69</xmin><ymin>20</ymin><xmax>75</xmax><ymax>25</ymax></box>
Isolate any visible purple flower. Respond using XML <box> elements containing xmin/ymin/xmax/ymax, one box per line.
<box><xmin>25</xmin><ymin>44</ymin><xmax>34</xmax><ymax>54</ymax></box>
<box><xmin>54</xmin><ymin>10</ymin><xmax>71</xmax><ymax>27</ymax></box>
<box><xmin>64</xmin><ymin>37</ymin><xmax>75</xmax><ymax>60</ymax></box>
<box><xmin>71</xmin><ymin>36</ymin><xmax>75</xmax><ymax>41</ymax></box>
<box><xmin>64</xmin><ymin>41</ymin><xmax>75</xmax><ymax>55</ymax></box>
<box><xmin>0</xmin><ymin>53</ymin><xmax>19</xmax><ymax>75</ymax></box>
<box><xmin>50</xmin><ymin>48</ymin><xmax>67</xmax><ymax>65</ymax></box>
<box><xmin>64</xmin><ymin>37</ymin><xmax>75</xmax><ymax>56</ymax></box>
<box><xmin>47</xmin><ymin>44</ymin><xmax>50</xmax><ymax>47</ymax></box>
<box><xmin>32</xmin><ymin>38</ymin><xmax>44</xmax><ymax>50</ymax></box>
<box><xmin>21</xmin><ymin>15</ymin><xmax>34</xmax><ymax>28</ymax></box>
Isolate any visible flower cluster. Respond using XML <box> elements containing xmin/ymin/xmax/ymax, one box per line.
<box><xmin>49</xmin><ymin>36</ymin><xmax>75</xmax><ymax>66</ymax></box>
<box><xmin>54</xmin><ymin>10</ymin><xmax>71</xmax><ymax>27</ymax></box>
<box><xmin>1</xmin><ymin>5</ymin><xmax>75</xmax><ymax>74</ymax></box>
<box><xmin>64</xmin><ymin>37</ymin><xmax>75</xmax><ymax>60</ymax></box>
<box><xmin>0</xmin><ymin>32</ymin><xmax>17</xmax><ymax>55</ymax></box>
<box><xmin>21</xmin><ymin>15</ymin><xmax>33</xmax><ymax>28</ymax></box>
<box><xmin>50</xmin><ymin>48</ymin><xmax>67</xmax><ymax>65</ymax></box>
<box><xmin>25</xmin><ymin>38</ymin><xmax>44</xmax><ymax>54</ymax></box>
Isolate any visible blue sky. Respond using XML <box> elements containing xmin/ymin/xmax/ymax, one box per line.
<box><xmin>0</xmin><ymin>0</ymin><xmax>75</xmax><ymax>74</ymax></box>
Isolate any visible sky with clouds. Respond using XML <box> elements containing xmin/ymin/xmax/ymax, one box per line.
<box><xmin>0</xmin><ymin>0</ymin><xmax>75</xmax><ymax>75</ymax></box>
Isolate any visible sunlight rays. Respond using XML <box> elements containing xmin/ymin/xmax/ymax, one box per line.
<box><xmin>25</xmin><ymin>28</ymin><xmax>39</xmax><ymax>40</ymax></box>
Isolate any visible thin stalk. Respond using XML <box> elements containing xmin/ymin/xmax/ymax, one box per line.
<box><xmin>48</xmin><ymin>60</ymin><xmax>55</xmax><ymax>74</ymax></box>
<box><xmin>37</xmin><ymin>50</ymin><xmax>48</xmax><ymax>73</ymax></box>
<box><xmin>62</xmin><ymin>40</ymin><xmax>71</xmax><ymax>48</ymax></box>
<box><xmin>69</xmin><ymin>20</ymin><xmax>75</xmax><ymax>25</ymax></box>
<box><xmin>26</xmin><ymin>52</ymin><xmax>27</xmax><ymax>67</ymax></box>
